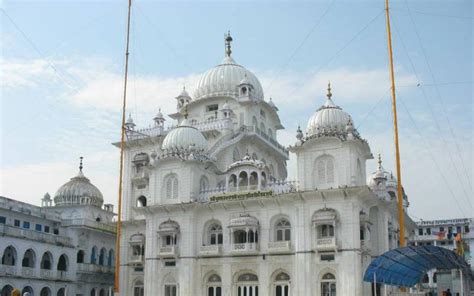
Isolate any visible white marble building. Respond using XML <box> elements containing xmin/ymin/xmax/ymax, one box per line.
<box><xmin>116</xmin><ymin>33</ymin><xmax>415</xmax><ymax>296</ymax></box>
<box><xmin>0</xmin><ymin>160</ymin><xmax>116</xmax><ymax>296</ymax></box>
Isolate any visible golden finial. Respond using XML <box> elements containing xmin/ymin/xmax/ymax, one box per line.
<box><xmin>79</xmin><ymin>156</ymin><xmax>84</xmax><ymax>171</ymax></box>
<box><xmin>327</xmin><ymin>81</ymin><xmax>332</xmax><ymax>99</ymax></box>
<box><xmin>377</xmin><ymin>153</ymin><xmax>382</xmax><ymax>169</ymax></box>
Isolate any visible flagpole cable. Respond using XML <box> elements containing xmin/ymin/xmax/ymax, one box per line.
<box><xmin>114</xmin><ymin>0</ymin><xmax>132</xmax><ymax>293</ymax></box>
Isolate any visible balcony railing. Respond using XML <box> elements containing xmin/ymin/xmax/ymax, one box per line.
<box><xmin>56</xmin><ymin>270</ymin><xmax>73</xmax><ymax>281</ymax></box>
<box><xmin>231</xmin><ymin>243</ymin><xmax>258</xmax><ymax>254</ymax></box>
<box><xmin>0</xmin><ymin>224</ymin><xmax>72</xmax><ymax>246</ymax></box>
<box><xmin>40</xmin><ymin>269</ymin><xmax>55</xmax><ymax>279</ymax></box>
<box><xmin>158</xmin><ymin>245</ymin><xmax>178</xmax><ymax>258</ymax></box>
<box><xmin>77</xmin><ymin>263</ymin><xmax>114</xmax><ymax>274</ymax></box>
<box><xmin>191</xmin><ymin>118</ymin><xmax>233</xmax><ymax>132</ymax></box>
<box><xmin>240</xmin><ymin>125</ymin><xmax>289</xmax><ymax>157</ymax></box>
<box><xmin>315</xmin><ymin>237</ymin><xmax>337</xmax><ymax>251</ymax></box>
<box><xmin>268</xmin><ymin>241</ymin><xmax>291</xmax><ymax>253</ymax></box>
<box><xmin>21</xmin><ymin>267</ymin><xmax>37</xmax><ymax>278</ymax></box>
<box><xmin>62</xmin><ymin>219</ymin><xmax>116</xmax><ymax>234</ymax></box>
<box><xmin>0</xmin><ymin>265</ymin><xmax>17</xmax><ymax>276</ymax></box>
<box><xmin>199</xmin><ymin>245</ymin><xmax>223</xmax><ymax>257</ymax></box>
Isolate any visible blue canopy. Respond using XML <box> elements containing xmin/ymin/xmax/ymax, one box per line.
<box><xmin>363</xmin><ymin>245</ymin><xmax>471</xmax><ymax>287</ymax></box>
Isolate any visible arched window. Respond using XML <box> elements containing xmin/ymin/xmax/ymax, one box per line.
<box><xmin>275</xmin><ymin>219</ymin><xmax>291</xmax><ymax>241</ymax></box>
<box><xmin>99</xmin><ymin>289</ymin><xmax>105</xmax><ymax>296</ymax></box>
<box><xmin>238</xmin><ymin>171</ymin><xmax>248</xmax><ymax>189</ymax></box>
<box><xmin>57</xmin><ymin>288</ymin><xmax>66</xmax><ymax>296</ymax></box>
<box><xmin>252</xmin><ymin>116</ymin><xmax>258</xmax><ymax>130</ymax></box>
<box><xmin>90</xmin><ymin>246</ymin><xmax>98</xmax><ymax>264</ymax></box>
<box><xmin>90</xmin><ymin>289</ymin><xmax>96</xmax><ymax>296</ymax></box>
<box><xmin>260</xmin><ymin>122</ymin><xmax>266</xmax><ymax>135</ymax></box>
<box><xmin>235</xmin><ymin>273</ymin><xmax>258</xmax><ymax>296</ymax></box>
<box><xmin>22</xmin><ymin>248</ymin><xmax>36</xmax><ymax>268</ymax></box>
<box><xmin>22</xmin><ymin>286</ymin><xmax>34</xmax><ymax>296</ymax></box>
<box><xmin>99</xmin><ymin>248</ymin><xmax>106</xmax><ymax>266</ymax></box>
<box><xmin>164</xmin><ymin>275</ymin><xmax>178</xmax><ymax>296</ymax></box>
<box><xmin>40</xmin><ymin>252</ymin><xmax>53</xmax><ymax>270</ymax></box>
<box><xmin>1</xmin><ymin>245</ymin><xmax>17</xmax><ymax>266</ymax></box>
<box><xmin>315</xmin><ymin>155</ymin><xmax>335</xmax><ymax>186</ymax></box>
<box><xmin>165</xmin><ymin>174</ymin><xmax>179</xmax><ymax>199</ymax></box>
<box><xmin>249</xmin><ymin>171</ymin><xmax>258</xmax><ymax>190</ymax></box>
<box><xmin>1</xmin><ymin>285</ymin><xmax>13</xmax><ymax>296</ymax></box>
<box><xmin>108</xmin><ymin>249</ymin><xmax>114</xmax><ymax>267</ymax></box>
<box><xmin>268</xmin><ymin>128</ymin><xmax>273</xmax><ymax>139</ymax></box>
<box><xmin>321</xmin><ymin>273</ymin><xmax>336</xmax><ymax>296</ymax></box>
<box><xmin>233</xmin><ymin>148</ymin><xmax>240</xmax><ymax>162</ymax></box>
<box><xmin>200</xmin><ymin>176</ymin><xmax>209</xmax><ymax>193</ymax></box>
<box><xmin>207</xmin><ymin>274</ymin><xmax>222</xmax><ymax>296</ymax></box>
<box><xmin>57</xmin><ymin>254</ymin><xmax>68</xmax><ymax>271</ymax></box>
<box><xmin>133</xmin><ymin>280</ymin><xmax>144</xmax><ymax>296</ymax></box>
<box><xmin>77</xmin><ymin>250</ymin><xmax>85</xmax><ymax>263</ymax></box>
<box><xmin>137</xmin><ymin>196</ymin><xmax>147</xmax><ymax>207</ymax></box>
<box><xmin>40</xmin><ymin>287</ymin><xmax>52</xmax><ymax>296</ymax></box>
<box><xmin>207</xmin><ymin>223</ymin><xmax>223</xmax><ymax>245</ymax></box>
<box><xmin>274</xmin><ymin>272</ymin><xmax>290</xmax><ymax>296</ymax></box>
<box><xmin>318</xmin><ymin>225</ymin><xmax>335</xmax><ymax>238</ymax></box>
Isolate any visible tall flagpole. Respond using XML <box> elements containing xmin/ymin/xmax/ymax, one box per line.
<box><xmin>114</xmin><ymin>0</ymin><xmax>132</xmax><ymax>293</ymax></box>
<box><xmin>384</xmin><ymin>0</ymin><xmax>405</xmax><ymax>247</ymax></box>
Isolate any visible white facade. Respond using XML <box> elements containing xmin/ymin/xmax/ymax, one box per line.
<box><xmin>0</xmin><ymin>164</ymin><xmax>116</xmax><ymax>296</ymax></box>
<box><xmin>116</xmin><ymin>33</ymin><xmax>415</xmax><ymax>296</ymax></box>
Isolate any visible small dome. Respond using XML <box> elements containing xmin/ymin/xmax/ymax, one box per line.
<box><xmin>177</xmin><ymin>87</ymin><xmax>191</xmax><ymax>99</ymax></box>
<box><xmin>367</xmin><ymin>155</ymin><xmax>397</xmax><ymax>189</ymax></box>
<box><xmin>154</xmin><ymin>109</ymin><xmax>164</xmax><ymax>120</ymax></box>
<box><xmin>54</xmin><ymin>163</ymin><xmax>103</xmax><ymax>208</ymax></box>
<box><xmin>306</xmin><ymin>83</ymin><xmax>352</xmax><ymax>136</ymax></box>
<box><xmin>161</xmin><ymin>118</ymin><xmax>208</xmax><ymax>151</ymax></box>
<box><xmin>194</xmin><ymin>34</ymin><xmax>264</xmax><ymax>101</ymax></box>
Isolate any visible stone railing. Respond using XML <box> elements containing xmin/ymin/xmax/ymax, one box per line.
<box><xmin>315</xmin><ymin>237</ymin><xmax>336</xmax><ymax>251</ymax></box>
<box><xmin>40</xmin><ymin>269</ymin><xmax>55</xmax><ymax>279</ymax></box>
<box><xmin>77</xmin><ymin>263</ymin><xmax>114</xmax><ymax>274</ymax></box>
<box><xmin>57</xmin><ymin>270</ymin><xmax>74</xmax><ymax>281</ymax></box>
<box><xmin>129</xmin><ymin>254</ymin><xmax>144</xmax><ymax>264</ymax></box>
<box><xmin>0</xmin><ymin>265</ymin><xmax>17</xmax><ymax>276</ymax></box>
<box><xmin>240</xmin><ymin>125</ymin><xmax>289</xmax><ymax>157</ymax></box>
<box><xmin>21</xmin><ymin>267</ymin><xmax>36</xmax><ymax>278</ymax></box>
<box><xmin>268</xmin><ymin>241</ymin><xmax>291</xmax><ymax>253</ymax></box>
<box><xmin>126</xmin><ymin>125</ymin><xmax>168</xmax><ymax>141</ymax></box>
<box><xmin>62</xmin><ymin>219</ymin><xmax>116</xmax><ymax>234</ymax></box>
<box><xmin>231</xmin><ymin>243</ymin><xmax>258</xmax><ymax>253</ymax></box>
<box><xmin>158</xmin><ymin>245</ymin><xmax>178</xmax><ymax>258</ymax></box>
<box><xmin>199</xmin><ymin>245</ymin><xmax>223</xmax><ymax>257</ymax></box>
<box><xmin>0</xmin><ymin>224</ymin><xmax>72</xmax><ymax>246</ymax></box>
<box><xmin>191</xmin><ymin>118</ymin><xmax>232</xmax><ymax>132</ymax></box>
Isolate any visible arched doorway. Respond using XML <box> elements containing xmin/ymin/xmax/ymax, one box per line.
<box><xmin>40</xmin><ymin>287</ymin><xmax>52</xmax><ymax>296</ymax></box>
<box><xmin>22</xmin><ymin>286</ymin><xmax>34</xmax><ymax>296</ymax></box>
<box><xmin>1</xmin><ymin>246</ymin><xmax>17</xmax><ymax>265</ymax></box>
<box><xmin>1</xmin><ymin>285</ymin><xmax>14</xmax><ymax>296</ymax></box>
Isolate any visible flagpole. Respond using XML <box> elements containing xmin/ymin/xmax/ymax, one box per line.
<box><xmin>384</xmin><ymin>0</ymin><xmax>405</xmax><ymax>247</ymax></box>
<box><xmin>114</xmin><ymin>0</ymin><xmax>132</xmax><ymax>293</ymax></box>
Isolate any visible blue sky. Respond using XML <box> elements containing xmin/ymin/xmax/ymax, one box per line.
<box><xmin>1</xmin><ymin>0</ymin><xmax>472</xmax><ymax>220</ymax></box>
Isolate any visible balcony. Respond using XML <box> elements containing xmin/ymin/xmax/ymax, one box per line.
<box><xmin>268</xmin><ymin>241</ymin><xmax>292</xmax><ymax>253</ymax></box>
<box><xmin>77</xmin><ymin>263</ymin><xmax>114</xmax><ymax>274</ymax></box>
<box><xmin>129</xmin><ymin>254</ymin><xmax>144</xmax><ymax>265</ymax></box>
<box><xmin>21</xmin><ymin>267</ymin><xmax>37</xmax><ymax>278</ymax></box>
<box><xmin>240</xmin><ymin>125</ymin><xmax>289</xmax><ymax>158</ymax></box>
<box><xmin>158</xmin><ymin>245</ymin><xmax>178</xmax><ymax>258</ymax></box>
<box><xmin>0</xmin><ymin>224</ymin><xmax>72</xmax><ymax>246</ymax></box>
<box><xmin>56</xmin><ymin>270</ymin><xmax>74</xmax><ymax>281</ymax></box>
<box><xmin>0</xmin><ymin>265</ymin><xmax>17</xmax><ymax>276</ymax></box>
<box><xmin>191</xmin><ymin>118</ymin><xmax>233</xmax><ymax>133</ymax></box>
<box><xmin>315</xmin><ymin>237</ymin><xmax>337</xmax><ymax>251</ymax></box>
<box><xmin>231</xmin><ymin>243</ymin><xmax>258</xmax><ymax>254</ymax></box>
<box><xmin>199</xmin><ymin>245</ymin><xmax>223</xmax><ymax>257</ymax></box>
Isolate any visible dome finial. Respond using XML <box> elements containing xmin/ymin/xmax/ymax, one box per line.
<box><xmin>183</xmin><ymin>104</ymin><xmax>189</xmax><ymax>119</ymax></box>
<box><xmin>377</xmin><ymin>153</ymin><xmax>382</xmax><ymax>170</ymax></box>
<box><xmin>327</xmin><ymin>81</ymin><xmax>332</xmax><ymax>99</ymax></box>
<box><xmin>225</xmin><ymin>31</ymin><xmax>233</xmax><ymax>57</ymax></box>
<box><xmin>79</xmin><ymin>156</ymin><xmax>84</xmax><ymax>172</ymax></box>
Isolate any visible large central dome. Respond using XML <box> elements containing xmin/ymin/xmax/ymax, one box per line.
<box><xmin>194</xmin><ymin>33</ymin><xmax>264</xmax><ymax>101</ymax></box>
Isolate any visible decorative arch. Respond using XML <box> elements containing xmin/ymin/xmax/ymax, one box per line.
<box><xmin>1</xmin><ymin>245</ymin><xmax>17</xmax><ymax>266</ymax></box>
<box><xmin>319</xmin><ymin>270</ymin><xmax>337</xmax><ymax>296</ymax></box>
<box><xmin>136</xmin><ymin>195</ymin><xmax>147</xmax><ymax>207</ymax></box>
<box><xmin>203</xmin><ymin>220</ymin><xmax>223</xmax><ymax>246</ymax></box>
<box><xmin>40</xmin><ymin>252</ymin><xmax>53</xmax><ymax>270</ymax></box>
<box><xmin>57</xmin><ymin>254</ymin><xmax>68</xmax><ymax>271</ymax></box>
<box><xmin>22</xmin><ymin>286</ymin><xmax>34</xmax><ymax>296</ymax></box>
<box><xmin>108</xmin><ymin>249</ymin><xmax>115</xmax><ymax>267</ymax></box>
<box><xmin>271</xmin><ymin>216</ymin><xmax>291</xmax><ymax>242</ymax></box>
<box><xmin>163</xmin><ymin>273</ymin><xmax>178</xmax><ymax>296</ymax></box>
<box><xmin>40</xmin><ymin>287</ymin><xmax>52</xmax><ymax>296</ymax></box>
<box><xmin>99</xmin><ymin>247</ymin><xmax>107</xmax><ymax>265</ymax></box>
<box><xmin>272</xmin><ymin>270</ymin><xmax>291</xmax><ymax>296</ymax></box>
<box><xmin>90</xmin><ymin>246</ymin><xmax>98</xmax><ymax>264</ymax></box>
<box><xmin>132</xmin><ymin>278</ymin><xmax>144</xmax><ymax>296</ymax></box>
<box><xmin>57</xmin><ymin>288</ymin><xmax>66</xmax><ymax>296</ymax></box>
<box><xmin>22</xmin><ymin>248</ymin><xmax>36</xmax><ymax>268</ymax></box>
<box><xmin>1</xmin><ymin>285</ymin><xmax>14</xmax><ymax>296</ymax></box>
<box><xmin>314</xmin><ymin>155</ymin><xmax>336</xmax><ymax>187</ymax></box>
<box><xmin>205</xmin><ymin>273</ymin><xmax>222</xmax><ymax>296</ymax></box>
<box><xmin>234</xmin><ymin>271</ymin><xmax>259</xmax><ymax>296</ymax></box>
<box><xmin>164</xmin><ymin>174</ymin><xmax>179</xmax><ymax>199</ymax></box>
<box><xmin>238</xmin><ymin>171</ymin><xmax>248</xmax><ymax>188</ymax></box>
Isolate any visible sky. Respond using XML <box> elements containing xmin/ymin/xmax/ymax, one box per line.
<box><xmin>0</xmin><ymin>0</ymin><xmax>472</xmax><ymax>221</ymax></box>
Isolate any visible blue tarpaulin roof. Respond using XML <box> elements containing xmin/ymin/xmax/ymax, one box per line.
<box><xmin>363</xmin><ymin>245</ymin><xmax>471</xmax><ymax>287</ymax></box>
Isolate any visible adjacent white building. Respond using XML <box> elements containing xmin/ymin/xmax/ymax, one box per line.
<box><xmin>116</xmin><ymin>33</ymin><xmax>416</xmax><ymax>296</ymax></box>
<box><xmin>0</xmin><ymin>160</ymin><xmax>116</xmax><ymax>296</ymax></box>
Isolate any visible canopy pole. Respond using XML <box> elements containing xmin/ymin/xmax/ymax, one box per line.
<box><xmin>460</xmin><ymin>269</ymin><xmax>463</xmax><ymax>296</ymax></box>
<box><xmin>374</xmin><ymin>273</ymin><xmax>377</xmax><ymax>296</ymax></box>
<box><xmin>114</xmin><ymin>0</ymin><xmax>132</xmax><ymax>293</ymax></box>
